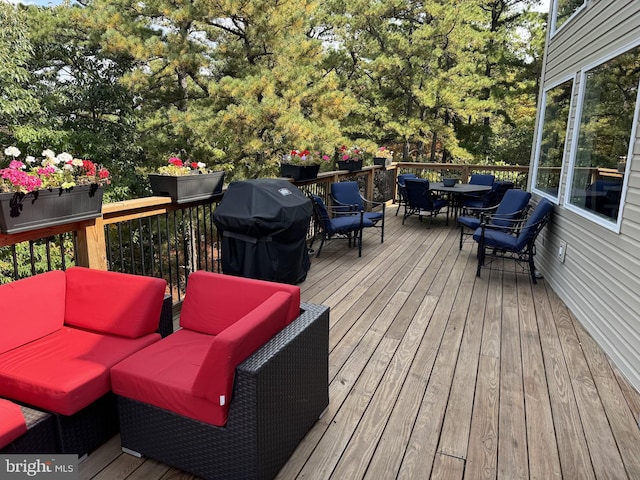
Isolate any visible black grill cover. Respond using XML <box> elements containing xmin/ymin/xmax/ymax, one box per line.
<box><xmin>213</xmin><ymin>179</ymin><xmax>312</xmax><ymax>284</ymax></box>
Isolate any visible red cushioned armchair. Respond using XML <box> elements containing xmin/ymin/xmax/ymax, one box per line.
<box><xmin>112</xmin><ymin>271</ymin><xmax>329</xmax><ymax>480</ymax></box>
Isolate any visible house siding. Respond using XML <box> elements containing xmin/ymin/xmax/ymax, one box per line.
<box><xmin>533</xmin><ymin>0</ymin><xmax>640</xmax><ymax>391</ymax></box>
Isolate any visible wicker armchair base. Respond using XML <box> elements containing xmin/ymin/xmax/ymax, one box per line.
<box><xmin>0</xmin><ymin>405</ymin><xmax>58</xmax><ymax>454</ymax></box>
<box><xmin>117</xmin><ymin>302</ymin><xmax>329</xmax><ymax>480</ymax></box>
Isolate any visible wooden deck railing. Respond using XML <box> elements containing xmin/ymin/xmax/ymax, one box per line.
<box><xmin>0</xmin><ymin>163</ymin><xmax>531</xmax><ymax>294</ymax></box>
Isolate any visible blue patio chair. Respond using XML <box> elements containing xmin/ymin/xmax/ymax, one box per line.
<box><xmin>473</xmin><ymin>197</ymin><xmax>554</xmax><ymax>283</ymax></box>
<box><xmin>402</xmin><ymin>178</ymin><xmax>449</xmax><ymax>227</ymax></box>
<box><xmin>330</xmin><ymin>181</ymin><xmax>385</xmax><ymax>243</ymax></box>
<box><xmin>469</xmin><ymin>173</ymin><xmax>495</xmax><ymax>186</ymax></box>
<box><xmin>458</xmin><ymin>188</ymin><xmax>531</xmax><ymax>249</ymax></box>
<box><xmin>461</xmin><ymin>173</ymin><xmax>497</xmax><ymax>207</ymax></box>
<box><xmin>396</xmin><ymin>173</ymin><xmax>418</xmax><ymax>216</ymax></box>
<box><xmin>461</xmin><ymin>180</ymin><xmax>514</xmax><ymax>210</ymax></box>
<box><xmin>310</xmin><ymin>195</ymin><xmax>374</xmax><ymax>257</ymax></box>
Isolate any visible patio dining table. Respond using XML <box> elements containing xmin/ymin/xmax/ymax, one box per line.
<box><xmin>430</xmin><ymin>182</ymin><xmax>492</xmax><ymax>222</ymax></box>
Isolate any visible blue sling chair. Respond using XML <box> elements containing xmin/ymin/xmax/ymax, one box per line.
<box><xmin>458</xmin><ymin>188</ymin><xmax>531</xmax><ymax>249</ymax></box>
<box><xmin>309</xmin><ymin>195</ymin><xmax>373</xmax><ymax>257</ymax></box>
<box><xmin>473</xmin><ymin>197</ymin><xmax>554</xmax><ymax>283</ymax></box>
<box><xmin>330</xmin><ymin>181</ymin><xmax>385</xmax><ymax>243</ymax></box>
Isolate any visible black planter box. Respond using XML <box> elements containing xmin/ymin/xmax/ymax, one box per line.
<box><xmin>0</xmin><ymin>184</ymin><xmax>104</xmax><ymax>234</ymax></box>
<box><xmin>280</xmin><ymin>164</ymin><xmax>320</xmax><ymax>181</ymax></box>
<box><xmin>373</xmin><ymin>157</ymin><xmax>391</xmax><ymax>166</ymax></box>
<box><xmin>148</xmin><ymin>171</ymin><xmax>225</xmax><ymax>204</ymax></box>
<box><xmin>337</xmin><ymin>160</ymin><xmax>363</xmax><ymax>172</ymax></box>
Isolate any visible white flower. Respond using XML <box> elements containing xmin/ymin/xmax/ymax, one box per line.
<box><xmin>197</xmin><ymin>162</ymin><xmax>206</xmax><ymax>169</ymax></box>
<box><xmin>71</xmin><ymin>158</ymin><xmax>84</xmax><ymax>167</ymax></box>
<box><xmin>25</xmin><ymin>156</ymin><xmax>36</xmax><ymax>164</ymax></box>
<box><xmin>4</xmin><ymin>146</ymin><xmax>21</xmax><ymax>157</ymax></box>
<box><xmin>57</xmin><ymin>152</ymin><xmax>73</xmax><ymax>164</ymax></box>
<box><xmin>42</xmin><ymin>149</ymin><xmax>56</xmax><ymax>158</ymax></box>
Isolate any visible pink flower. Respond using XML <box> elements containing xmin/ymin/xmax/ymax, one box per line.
<box><xmin>9</xmin><ymin>160</ymin><xmax>25</xmax><ymax>170</ymax></box>
<box><xmin>168</xmin><ymin>157</ymin><xmax>183</xmax><ymax>167</ymax></box>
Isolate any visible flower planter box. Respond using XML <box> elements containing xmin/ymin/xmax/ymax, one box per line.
<box><xmin>0</xmin><ymin>184</ymin><xmax>104</xmax><ymax>234</ymax></box>
<box><xmin>280</xmin><ymin>164</ymin><xmax>321</xmax><ymax>181</ymax></box>
<box><xmin>337</xmin><ymin>160</ymin><xmax>363</xmax><ymax>172</ymax></box>
<box><xmin>373</xmin><ymin>157</ymin><xmax>391</xmax><ymax>167</ymax></box>
<box><xmin>148</xmin><ymin>171</ymin><xmax>225</xmax><ymax>204</ymax></box>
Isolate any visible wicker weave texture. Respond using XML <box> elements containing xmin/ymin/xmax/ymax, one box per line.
<box><xmin>118</xmin><ymin>302</ymin><xmax>329</xmax><ymax>480</ymax></box>
<box><xmin>55</xmin><ymin>392</ymin><xmax>119</xmax><ymax>456</ymax></box>
<box><xmin>0</xmin><ymin>405</ymin><xmax>58</xmax><ymax>454</ymax></box>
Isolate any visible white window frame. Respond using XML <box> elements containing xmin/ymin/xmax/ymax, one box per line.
<box><xmin>531</xmin><ymin>74</ymin><xmax>576</xmax><ymax>203</ymax></box>
<box><xmin>564</xmin><ymin>40</ymin><xmax>640</xmax><ymax>233</ymax></box>
<box><xmin>550</xmin><ymin>0</ymin><xmax>587</xmax><ymax>36</ymax></box>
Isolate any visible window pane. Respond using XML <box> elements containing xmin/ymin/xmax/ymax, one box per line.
<box><xmin>535</xmin><ymin>79</ymin><xmax>573</xmax><ymax>197</ymax></box>
<box><xmin>569</xmin><ymin>45</ymin><xmax>640</xmax><ymax>221</ymax></box>
<box><xmin>555</xmin><ymin>0</ymin><xmax>585</xmax><ymax>30</ymax></box>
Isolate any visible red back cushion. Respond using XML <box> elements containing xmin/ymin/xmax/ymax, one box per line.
<box><xmin>180</xmin><ymin>271</ymin><xmax>300</xmax><ymax>335</ymax></box>
<box><xmin>0</xmin><ymin>271</ymin><xmax>65</xmax><ymax>355</ymax></box>
<box><xmin>191</xmin><ymin>291</ymin><xmax>291</xmax><ymax>411</ymax></box>
<box><xmin>64</xmin><ymin>267</ymin><xmax>167</xmax><ymax>338</ymax></box>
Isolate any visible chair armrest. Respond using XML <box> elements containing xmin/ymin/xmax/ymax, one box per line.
<box><xmin>360</xmin><ymin>197</ymin><xmax>385</xmax><ymax>210</ymax></box>
<box><xmin>233</xmin><ymin>302</ymin><xmax>329</xmax><ymax>431</ymax></box>
<box><xmin>191</xmin><ymin>291</ymin><xmax>293</xmax><ymax>405</ymax></box>
<box><xmin>330</xmin><ymin>196</ymin><xmax>360</xmax><ymax>214</ymax></box>
<box><xmin>461</xmin><ymin>204</ymin><xmax>499</xmax><ymax>217</ymax></box>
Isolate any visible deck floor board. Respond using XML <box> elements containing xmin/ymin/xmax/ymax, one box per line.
<box><xmin>80</xmin><ymin>212</ymin><xmax>640</xmax><ymax>480</ymax></box>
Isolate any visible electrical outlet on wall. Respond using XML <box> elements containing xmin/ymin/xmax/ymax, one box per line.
<box><xmin>557</xmin><ymin>240</ymin><xmax>567</xmax><ymax>263</ymax></box>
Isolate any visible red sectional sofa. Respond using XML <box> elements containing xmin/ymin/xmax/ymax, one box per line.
<box><xmin>0</xmin><ymin>267</ymin><xmax>171</xmax><ymax>456</ymax></box>
<box><xmin>112</xmin><ymin>271</ymin><xmax>329</xmax><ymax>480</ymax></box>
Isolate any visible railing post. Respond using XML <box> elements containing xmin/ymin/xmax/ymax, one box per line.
<box><xmin>76</xmin><ymin>216</ymin><xmax>108</xmax><ymax>270</ymax></box>
<box><xmin>461</xmin><ymin>165</ymin><xmax>471</xmax><ymax>183</ymax></box>
<box><xmin>366</xmin><ymin>169</ymin><xmax>375</xmax><ymax>209</ymax></box>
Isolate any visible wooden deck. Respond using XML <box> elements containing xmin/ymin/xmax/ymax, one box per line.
<box><xmin>80</xmin><ymin>211</ymin><xmax>640</xmax><ymax>480</ymax></box>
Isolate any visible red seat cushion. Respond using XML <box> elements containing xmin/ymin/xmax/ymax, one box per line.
<box><xmin>0</xmin><ymin>399</ymin><xmax>27</xmax><ymax>448</ymax></box>
<box><xmin>0</xmin><ymin>271</ymin><xmax>65</xmax><ymax>355</ymax></box>
<box><xmin>179</xmin><ymin>271</ymin><xmax>300</xmax><ymax>335</ymax></box>
<box><xmin>112</xmin><ymin>291</ymin><xmax>292</xmax><ymax>427</ymax></box>
<box><xmin>64</xmin><ymin>267</ymin><xmax>167</xmax><ymax>339</ymax></box>
<box><xmin>0</xmin><ymin>327</ymin><xmax>160</xmax><ymax>416</ymax></box>
<box><xmin>111</xmin><ymin>329</ymin><xmax>222</xmax><ymax>425</ymax></box>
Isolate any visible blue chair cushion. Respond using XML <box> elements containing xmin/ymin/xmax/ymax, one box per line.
<box><xmin>432</xmin><ymin>198</ymin><xmax>448</xmax><ymax>211</ymax></box>
<box><xmin>462</xmin><ymin>198</ymin><xmax>486</xmax><ymax>209</ymax></box>
<box><xmin>332</xmin><ymin>215</ymin><xmax>374</xmax><ymax>233</ymax></box>
<box><xmin>458</xmin><ymin>216</ymin><xmax>481</xmax><ymax>230</ymax></box>
<box><xmin>364</xmin><ymin>212</ymin><xmax>384</xmax><ymax>223</ymax></box>
<box><xmin>469</xmin><ymin>174</ymin><xmax>495</xmax><ymax>186</ymax></box>
<box><xmin>473</xmin><ymin>228</ymin><xmax>518</xmax><ymax>250</ymax></box>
